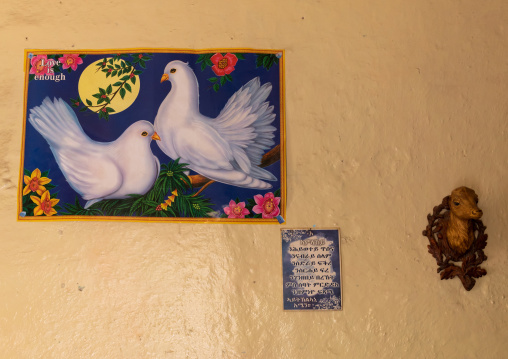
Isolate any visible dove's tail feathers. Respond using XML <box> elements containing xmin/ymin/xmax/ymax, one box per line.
<box><xmin>84</xmin><ymin>198</ymin><xmax>103</xmax><ymax>209</ymax></box>
<box><xmin>214</xmin><ymin>77</ymin><xmax>277</xmax><ymax>171</ymax></box>
<box><xmin>249</xmin><ymin>166</ymin><xmax>277</xmax><ymax>181</ymax></box>
<box><xmin>28</xmin><ymin>97</ymin><xmax>89</xmax><ymax>148</ymax></box>
<box><xmin>191</xmin><ymin>166</ymin><xmax>273</xmax><ymax>190</ymax></box>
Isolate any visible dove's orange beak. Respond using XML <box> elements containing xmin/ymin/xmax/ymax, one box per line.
<box><xmin>151</xmin><ymin>132</ymin><xmax>161</xmax><ymax>141</ymax></box>
<box><xmin>161</xmin><ymin>74</ymin><xmax>169</xmax><ymax>83</ymax></box>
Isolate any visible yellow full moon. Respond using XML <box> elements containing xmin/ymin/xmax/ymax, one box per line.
<box><xmin>78</xmin><ymin>58</ymin><xmax>140</xmax><ymax>114</ymax></box>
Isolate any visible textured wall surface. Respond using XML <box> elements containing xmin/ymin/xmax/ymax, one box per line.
<box><xmin>1</xmin><ymin>0</ymin><xmax>508</xmax><ymax>358</ymax></box>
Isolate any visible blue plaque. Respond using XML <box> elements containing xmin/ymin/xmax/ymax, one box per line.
<box><xmin>282</xmin><ymin>229</ymin><xmax>342</xmax><ymax>310</ymax></box>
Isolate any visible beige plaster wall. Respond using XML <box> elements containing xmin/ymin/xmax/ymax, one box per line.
<box><xmin>1</xmin><ymin>0</ymin><xmax>508</xmax><ymax>358</ymax></box>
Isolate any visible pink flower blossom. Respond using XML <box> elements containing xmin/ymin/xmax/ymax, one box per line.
<box><xmin>58</xmin><ymin>54</ymin><xmax>83</xmax><ymax>71</ymax></box>
<box><xmin>224</xmin><ymin>200</ymin><xmax>250</xmax><ymax>219</ymax></box>
<box><xmin>29</xmin><ymin>55</ymin><xmax>50</xmax><ymax>76</ymax></box>
<box><xmin>211</xmin><ymin>53</ymin><xmax>238</xmax><ymax>76</ymax></box>
<box><xmin>252</xmin><ymin>192</ymin><xmax>280</xmax><ymax>219</ymax></box>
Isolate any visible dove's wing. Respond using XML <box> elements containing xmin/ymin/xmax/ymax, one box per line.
<box><xmin>28</xmin><ymin>97</ymin><xmax>123</xmax><ymax>200</ymax></box>
<box><xmin>211</xmin><ymin>78</ymin><xmax>277</xmax><ymax>180</ymax></box>
<box><xmin>174</xmin><ymin>120</ymin><xmax>235</xmax><ymax>171</ymax></box>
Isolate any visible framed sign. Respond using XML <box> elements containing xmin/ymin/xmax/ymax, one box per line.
<box><xmin>19</xmin><ymin>49</ymin><xmax>285</xmax><ymax>222</ymax></box>
<box><xmin>282</xmin><ymin>229</ymin><xmax>342</xmax><ymax>310</ymax></box>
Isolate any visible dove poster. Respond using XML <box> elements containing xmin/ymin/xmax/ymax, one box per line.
<box><xmin>19</xmin><ymin>49</ymin><xmax>286</xmax><ymax>222</ymax></box>
<box><xmin>282</xmin><ymin>229</ymin><xmax>342</xmax><ymax>310</ymax></box>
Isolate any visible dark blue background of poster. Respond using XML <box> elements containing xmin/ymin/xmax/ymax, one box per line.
<box><xmin>22</xmin><ymin>52</ymin><xmax>282</xmax><ymax>217</ymax></box>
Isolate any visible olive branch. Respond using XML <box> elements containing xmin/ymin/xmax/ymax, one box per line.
<box><xmin>70</xmin><ymin>53</ymin><xmax>153</xmax><ymax>121</ymax></box>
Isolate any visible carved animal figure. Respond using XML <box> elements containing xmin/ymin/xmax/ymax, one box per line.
<box><xmin>446</xmin><ymin>187</ymin><xmax>483</xmax><ymax>254</ymax></box>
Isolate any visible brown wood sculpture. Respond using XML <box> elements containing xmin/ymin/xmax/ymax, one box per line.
<box><xmin>422</xmin><ymin>186</ymin><xmax>488</xmax><ymax>290</ymax></box>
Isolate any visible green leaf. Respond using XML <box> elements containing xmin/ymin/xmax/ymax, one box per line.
<box><xmin>92</xmin><ymin>93</ymin><xmax>100</xmax><ymax>99</ymax></box>
<box><xmin>234</xmin><ymin>53</ymin><xmax>245</xmax><ymax>60</ymax></box>
<box><xmin>213</xmin><ymin>83</ymin><xmax>220</xmax><ymax>92</ymax></box>
<box><xmin>131</xmin><ymin>76</ymin><xmax>136</xmax><ymax>85</ymax></box>
<box><xmin>106</xmin><ymin>107</ymin><xmax>115</xmax><ymax>113</ymax></box>
<box><xmin>97</xmin><ymin>98</ymin><xmax>104</xmax><ymax>105</ymax></box>
<box><xmin>268</xmin><ymin>57</ymin><xmax>277</xmax><ymax>70</ymax></box>
<box><xmin>108</xmin><ymin>59</ymin><xmax>113</xmax><ymax>65</ymax></box>
<box><xmin>120</xmin><ymin>75</ymin><xmax>130</xmax><ymax>81</ymax></box>
<box><xmin>120</xmin><ymin>88</ymin><xmax>126</xmax><ymax>99</ymax></box>
<box><xmin>113</xmin><ymin>81</ymin><xmax>122</xmax><ymax>87</ymax></box>
<box><xmin>225</xmin><ymin>74</ymin><xmax>232</xmax><ymax>82</ymax></box>
<box><xmin>201</xmin><ymin>62</ymin><xmax>207</xmax><ymax>71</ymax></box>
<box><xmin>112</xmin><ymin>70</ymin><xmax>117</xmax><ymax>76</ymax></box>
<box><xmin>220</xmin><ymin>76</ymin><xmax>226</xmax><ymax>86</ymax></box>
<box><xmin>79</xmin><ymin>107</ymin><xmax>87</xmax><ymax>112</ymax></box>
<box><xmin>256</xmin><ymin>55</ymin><xmax>264</xmax><ymax>68</ymax></box>
<box><xmin>24</xmin><ymin>169</ymin><xmax>30</xmax><ymax>176</ymax></box>
<box><xmin>29</xmin><ymin>74</ymin><xmax>35</xmax><ymax>82</ymax></box>
<box><xmin>208</xmin><ymin>77</ymin><xmax>218</xmax><ymax>83</ymax></box>
<box><xmin>86</xmin><ymin>99</ymin><xmax>92</xmax><ymax>106</ymax></box>
<box><xmin>99</xmin><ymin>87</ymin><xmax>106</xmax><ymax>95</ymax></box>
<box><xmin>263</xmin><ymin>56</ymin><xmax>270</xmax><ymax>68</ymax></box>
<box><xmin>124</xmin><ymin>82</ymin><xmax>132</xmax><ymax>92</ymax></box>
<box><xmin>106</xmin><ymin>84</ymin><xmax>112</xmax><ymax>94</ymax></box>
<box><xmin>133</xmin><ymin>70</ymin><xmax>142</xmax><ymax>75</ymax></box>
<box><xmin>41</xmin><ymin>170</ymin><xmax>49</xmax><ymax>177</ymax></box>
<box><xmin>139</xmin><ymin>60</ymin><xmax>146</xmax><ymax>69</ymax></box>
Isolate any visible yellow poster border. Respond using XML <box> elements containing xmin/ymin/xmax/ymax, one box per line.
<box><xmin>18</xmin><ymin>48</ymin><xmax>286</xmax><ymax>224</ymax></box>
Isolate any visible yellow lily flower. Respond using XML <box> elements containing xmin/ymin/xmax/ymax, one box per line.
<box><xmin>23</xmin><ymin>168</ymin><xmax>51</xmax><ymax>196</ymax></box>
<box><xmin>160</xmin><ymin>190</ymin><xmax>178</xmax><ymax>211</ymax></box>
<box><xmin>165</xmin><ymin>189</ymin><xmax>178</xmax><ymax>205</ymax></box>
<box><xmin>31</xmin><ymin>190</ymin><xmax>59</xmax><ymax>216</ymax></box>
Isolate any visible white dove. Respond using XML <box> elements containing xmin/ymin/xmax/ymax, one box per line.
<box><xmin>28</xmin><ymin>97</ymin><xmax>161</xmax><ymax>209</ymax></box>
<box><xmin>155</xmin><ymin>60</ymin><xmax>277</xmax><ymax>189</ymax></box>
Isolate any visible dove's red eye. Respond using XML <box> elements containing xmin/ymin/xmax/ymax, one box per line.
<box><xmin>170</xmin><ymin>68</ymin><xmax>176</xmax><ymax>73</ymax></box>
<box><xmin>141</xmin><ymin>131</ymin><xmax>148</xmax><ymax>137</ymax></box>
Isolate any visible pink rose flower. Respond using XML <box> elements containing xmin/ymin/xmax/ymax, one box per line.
<box><xmin>224</xmin><ymin>200</ymin><xmax>250</xmax><ymax>219</ymax></box>
<box><xmin>211</xmin><ymin>53</ymin><xmax>238</xmax><ymax>76</ymax></box>
<box><xmin>29</xmin><ymin>55</ymin><xmax>50</xmax><ymax>76</ymax></box>
<box><xmin>58</xmin><ymin>54</ymin><xmax>83</xmax><ymax>71</ymax></box>
<box><xmin>252</xmin><ymin>192</ymin><xmax>280</xmax><ymax>219</ymax></box>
